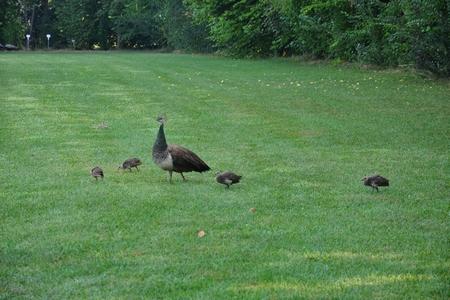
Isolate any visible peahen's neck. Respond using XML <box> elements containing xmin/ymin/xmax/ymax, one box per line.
<box><xmin>153</xmin><ymin>123</ymin><xmax>168</xmax><ymax>154</ymax></box>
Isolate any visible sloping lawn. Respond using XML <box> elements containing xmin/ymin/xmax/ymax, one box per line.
<box><xmin>1</xmin><ymin>52</ymin><xmax>448</xmax><ymax>299</ymax></box>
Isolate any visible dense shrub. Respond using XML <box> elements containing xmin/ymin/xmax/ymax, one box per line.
<box><xmin>186</xmin><ymin>0</ymin><xmax>291</xmax><ymax>57</ymax></box>
<box><xmin>162</xmin><ymin>0</ymin><xmax>212</xmax><ymax>52</ymax></box>
<box><xmin>0</xmin><ymin>0</ymin><xmax>23</xmax><ymax>46</ymax></box>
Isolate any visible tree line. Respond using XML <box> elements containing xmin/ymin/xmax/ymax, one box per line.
<box><xmin>1</xmin><ymin>0</ymin><xmax>448</xmax><ymax>76</ymax></box>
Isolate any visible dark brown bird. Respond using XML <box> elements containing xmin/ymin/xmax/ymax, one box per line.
<box><xmin>362</xmin><ymin>175</ymin><xmax>389</xmax><ymax>192</ymax></box>
<box><xmin>91</xmin><ymin>166</ymin><xmax>104</xmax><ymax>180</ymax></box>
<box><xmin>118</xmin><ymin>158</ymin><xmax>142</xmax><ymax>172</ymax></box>
<box><xmin>216</xmin><ymin>171</ymin><xmax>242</xmax><ymax>188</ymax></box>
<box><xmin>152</xmin><ymin>116</ymin><xmax>210</xmax><ymax>183</ymax></box>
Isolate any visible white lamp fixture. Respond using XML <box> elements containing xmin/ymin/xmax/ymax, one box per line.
<box><xmin>26</xmin><ymin>34</ymin><xmax>31</xmax><ymax>50</ymax></box>
<box><xmin>46</xmin><ymin>34</ymin><xmax>51</xmax><ymax>49</ymax></box>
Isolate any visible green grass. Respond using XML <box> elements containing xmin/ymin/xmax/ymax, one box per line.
<box><xmin>0</xmin><ymin>52</ymin><xmax>449</xmax><ymax>299</ymax></box>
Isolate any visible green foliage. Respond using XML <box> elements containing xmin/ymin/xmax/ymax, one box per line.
<box><xmin>402</xmin><ymin>0</ymin><xmax>449</xmax><ymax>76</ymax></box>
<box><xmin>109</xmin><ymin>0</ymin><xmax>165</xmax><ymax>49</ymax></box>
<box><xmin>0</xmin><ymin>0</ymin><xmax>24</xmax><ymax>45</ymax></box>
<box><xmin>31</xmin><ymin>2</ymin><xmax>60</xmax><ymax>48</ymax></box>
<box><xmin>54</xmin><ymin>0</ymin><xmax>112</xmax><ymax>49</ymax></box>
<box><xmin>352</xmin><ymin>1</ymin><xmax>410</xmax><ymax>66</ymax></box>
<box><xmin>290</xmin><ymin>14</ymin><xmax>332</xmax><ymax>59</ymax></box>
<box><xmin>290</xmin><ymin>0</ymin><xmax>350</xmax><ymax>59</ymax></box>
<box><xmin>186</xmin><ymin>0</ymin><xmax>291</xmax><ymax>57</ymax></box>
<box><xmin>184</xmin><ymin>0</ymin><xmax>449</xmax><ymax>76</ymax></box>
<box><xmin>162</xmin><ymin>0</ymin><xmax>212</xmax><ymax>52</ymax></box>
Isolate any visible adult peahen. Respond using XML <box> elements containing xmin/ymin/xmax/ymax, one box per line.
<box><xmin>152</xmin><ymin>116</ymin><xmax>210</xmax><ymax>183</ymax></box>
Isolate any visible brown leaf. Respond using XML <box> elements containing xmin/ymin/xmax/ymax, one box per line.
<box><xmin>197</xmin><ymin>230</ymin><xmax>206</xmax><ymax>238</ymax></box>
<box><xmin>249</xmin><ymin>207</ymin><xmax>256</xmax><ymax>213</ymax></box>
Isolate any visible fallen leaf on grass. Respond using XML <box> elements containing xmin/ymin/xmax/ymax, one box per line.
<box><xmin>249</xmin><ymin>208</ymin><xmax>256</xmax><ymax>213</ymax></box>
<box><xmin>197</xmin><ymin>230</ymin><xmax>206</xmax><ymax>238</ymax></box>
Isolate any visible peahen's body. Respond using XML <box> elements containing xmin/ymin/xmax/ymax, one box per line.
<box><xmin>362</xmin><ymin>175</ymin><xmax>389</xmax><ymax>192</ymax></box>
<box><xmin>119</xmin><ymin>158</ymin><xmax>142</xmax><ymax>172</ymax></box>
<box><xmin>152</xmin><ymin>116</ymin><xmax>210</xmax><ymax>182</ymax></box>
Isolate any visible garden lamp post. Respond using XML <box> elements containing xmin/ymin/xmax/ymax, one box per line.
<box><xmin>46</xmin><ymin>34</ymin><xmax>51</xmax><ymax>49</ymax></box>
<box><xmin>26</xmin><ymin>34</ymin><xmax>31</xmax><ymax>50</ymax></box>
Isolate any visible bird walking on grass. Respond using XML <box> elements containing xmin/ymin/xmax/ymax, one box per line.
<box><xmin>118</xmin><ymin>158</ymin><xmax>142</xmax><ymax>172</ymax></box>
<box><xmin>216</xmin><ymin>171</ymin><xmax>242</xmax><ymax>188</ymax></box>
<box><xmin>152</xmin><ymin>116</ymin><xmax>210</xmax><ymax>183</ymax></box>
<box><xmin>91</xmin><ymin>166</ymin><xmax>104</xmax><ymax>181</ymax></box>
<box><xmin>362</xmin><ymin>175</ymin><xmax>389</xmax><ymax>192</ymax></box>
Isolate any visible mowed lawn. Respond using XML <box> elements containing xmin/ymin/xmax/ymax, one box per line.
<box><xmin>0</xmin><ymin>52</ymin><xmax>448</xmax><ymax>299</ymax></box>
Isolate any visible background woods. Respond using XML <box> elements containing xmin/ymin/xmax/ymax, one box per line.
<box><xmin>1</xmin><ymin>0</ymin><xmax>449</xmax><ymax>75</ymax></box>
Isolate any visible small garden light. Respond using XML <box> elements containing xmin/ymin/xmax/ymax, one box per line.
<box><xmin>26</xmin><ymin>34</ymin><xmax>31</xmax><ymax>50</ymax></box>
<box><xmin>46</xmin><ymin>34</ymin><xmax>51</xmax><ymax>49</ymax></box>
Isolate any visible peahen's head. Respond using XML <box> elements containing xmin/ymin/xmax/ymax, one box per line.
<box><xmin>156</xmin><ymin>115</ymin><xmax>166</xmax><ymax>124</ymax></box>
<box><xmin>361</xmin><ymin>176</ymin><xmax>370</xmax><ymax>185</ymax></box>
